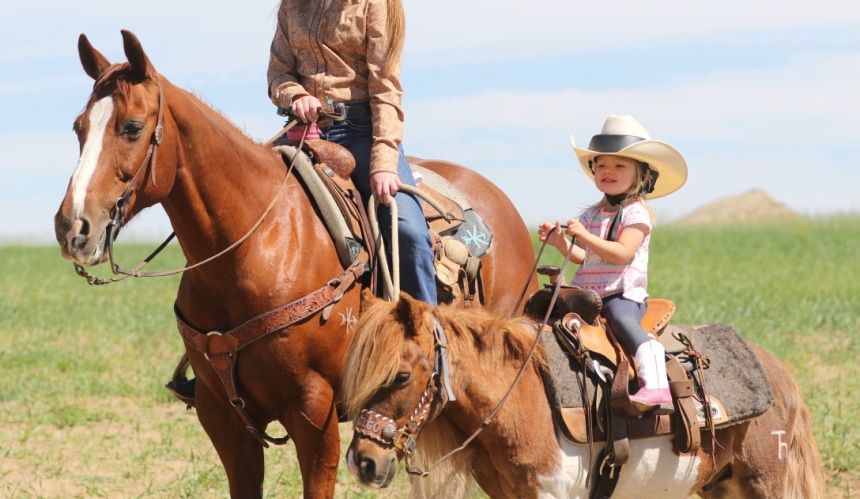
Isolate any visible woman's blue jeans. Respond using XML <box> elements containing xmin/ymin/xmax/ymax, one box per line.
<box><xmin>320</xmin><ymin>115</ymin><xmax>438</xmax><ymax>305</ymax></box>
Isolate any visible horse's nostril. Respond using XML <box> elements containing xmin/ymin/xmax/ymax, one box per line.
<box><xmin>68</xmin><ymin>218</ymin><xmax>91</xmax><ymax>250</ymax></box>
<box><xmin>358</xmin><ymin>456</ymin><xmax>376</xmax><ymax>482</ymax></box>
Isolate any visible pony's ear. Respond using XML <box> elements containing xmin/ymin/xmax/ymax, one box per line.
<box><xmin>394</xmin><ymin>293</ymin><xmax>427</xmax><ymax>338</ymax></box>
<box><xmin>360</xmin><ymin>288</ymin><xmax>380</xmax><ymax>310</ymax></box>
<box><xmin>120</xmin><ymin>30</ymin><xmax>154</xmax><ymax>81</ymax></box>
<box><xmin>78</xmin><ymin>34</ymin><xmax>111</xmax><ymax>81</ymax></box>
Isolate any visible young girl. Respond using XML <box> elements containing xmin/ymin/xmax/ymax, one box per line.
<box><xmin>538</xmin><ymin>115</ymin><xmax>687</xmax><ymax>414</ymax></box>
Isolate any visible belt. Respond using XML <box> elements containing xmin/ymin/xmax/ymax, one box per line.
<box><xmin>326</xmin><ymin>101</ymin><xmax>371</xmax><ymax>120</ymax></box>
<box><xmin>277</xmin><ymin>101</ymin><xmax>371</xmax><ymax>124</ymax></box>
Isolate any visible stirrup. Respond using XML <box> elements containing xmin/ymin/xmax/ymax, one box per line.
<box><xmin>166</xmin><ymin>353</ymin><xmax>196</xmax><ymax>408</ymax></box>
<box><xmin>165</xmin><ymin>378</ymin><xmax>196</xmax><ymax>408</ymax></box>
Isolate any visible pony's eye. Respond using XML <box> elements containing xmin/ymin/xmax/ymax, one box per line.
<box><xmin>394</xmin><ymin>372</ymin><xmax>411</xmax><ymax>385</ymax></box>
<box><xmin>122</xmin><ymin>121</ymin><xmax>145</xmax><ymax>139</ymax></box>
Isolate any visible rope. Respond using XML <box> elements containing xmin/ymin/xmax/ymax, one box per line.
<box><xmin>365</xmin><ymin>183</ymin><xmax>448</xmax><ymax>302</ymax></box>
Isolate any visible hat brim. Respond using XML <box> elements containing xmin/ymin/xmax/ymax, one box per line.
<box><xmin>570</xmin><ymin>135</ymin><xmax>688</xmax><ymax>199</ymax></box>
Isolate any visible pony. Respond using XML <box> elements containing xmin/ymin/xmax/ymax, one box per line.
<box><xmin>53</xmin><ymin>31</ymin><xmax>538</xmax><ymax>498</ymax></box>
<box><xmin>341</xmin><ymin>291</ymin><xmax>824</xmax><ymax>498</ymax></box>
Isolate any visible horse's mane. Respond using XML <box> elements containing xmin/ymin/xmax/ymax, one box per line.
<box><xmin>341</xmin><ymin>294</ymin><xmax>545</xmax><ymax>419</ymax></box>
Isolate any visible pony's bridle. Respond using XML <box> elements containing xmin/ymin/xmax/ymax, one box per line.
<box><xmin>352</xmin><ymin>319</ymin><xmax>456</xmax><ymax>472</ymax></box>
<box><xmin>354</xmin><ymin>229</ymin><xmax>580</xmax><ymax>476</ymax></box>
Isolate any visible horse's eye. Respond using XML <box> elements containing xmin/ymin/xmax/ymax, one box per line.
<box><xmin>394</xmin><ymin>372</ymin><xmax>411</xmax><ymax>385</ymax></box>
<box><xmin>122</xmin><ymin>122</ymin><xmax>145</xmax><ymax>139</ymax></box>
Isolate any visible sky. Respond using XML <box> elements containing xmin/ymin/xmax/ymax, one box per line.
<box><xmin>2</xmin><ymin>0</ymin><xmax>859</xmax><ymax>244</ymax></box>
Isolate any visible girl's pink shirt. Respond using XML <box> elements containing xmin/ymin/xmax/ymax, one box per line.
<box><xmin>571</xmin><ymin>201</ymin><xmax>652</xmax><ymax>303</ymax></box>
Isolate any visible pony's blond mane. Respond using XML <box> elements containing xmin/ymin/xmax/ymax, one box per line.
<box><xmin>341</xmin><ymin>294</ymin><xmax>545</xmax><ymax>421</ymax></box>
<box><xmin>341</xmin><ymin>294</ymin><xmax>546</xmax><ymax>496</ymax></box>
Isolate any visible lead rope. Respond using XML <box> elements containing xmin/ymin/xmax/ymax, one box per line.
<box><xmin>366</xmin><ymin>183</ymin><xmax>453</xmax><ymax>302</ymax></box>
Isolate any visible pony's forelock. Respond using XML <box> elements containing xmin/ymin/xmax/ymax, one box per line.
<box><xmin>341</xmin><ymin>301</ymin><xmax>405</xmax><ymax>418</ymax></box>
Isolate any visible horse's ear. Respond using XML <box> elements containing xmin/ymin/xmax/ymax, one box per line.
<box><xmin>394</xmin><ymin>293</ymin><xmax>426</xmax><ymax>338</ymax></box>
<box><xmin>360</xmin><ymin>288</ymin><xmax>380</xmax><ymax>310</ymax></box>
<box><xmin>78</xmin><ymin>34</ymin><xmax>111</xmax><ymax>81</ymax></box>
<box><xmin>120</xmin><ymin>30</ymin><xmax>154</xmax><ymax>81</ymax></box>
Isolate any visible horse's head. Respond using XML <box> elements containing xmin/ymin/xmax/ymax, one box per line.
<box><xmin>55</xmin><ymin>30</ymin><xmax>174</xmax><ymax>266</ymax></box>
<box><xmin>342</xmin><ymin>290</ymin><xmax>445</xmax><ymax>489</ymax></box>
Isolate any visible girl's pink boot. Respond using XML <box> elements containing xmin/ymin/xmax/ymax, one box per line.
<box><xmin>630</xmin><ymin>339</ymin><xmax>674</xmax><ymax>415</ymax></box>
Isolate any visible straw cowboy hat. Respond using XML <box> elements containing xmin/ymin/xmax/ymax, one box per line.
<box><xmin>570</xmin><ymin>115</ymin><xmax>688</xmax><ymax>199</ymax></box>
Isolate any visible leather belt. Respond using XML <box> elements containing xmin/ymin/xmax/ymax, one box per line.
<box><xmin>325</xmin><ymin>101</ymin><xmax>371</xmax><ymax>120</ymax></box>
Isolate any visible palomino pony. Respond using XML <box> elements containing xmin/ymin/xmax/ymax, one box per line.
<box><xmin>342</xmin><ymin>292</ymin><xmax>824</xmax><ymax>498</ymax></box>
<box><xmin>53</xmin><ymin>31</ymin><xmax>537</xmax><ymax>498</ymax></box>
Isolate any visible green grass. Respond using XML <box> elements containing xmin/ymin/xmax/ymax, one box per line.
<box><xmin>2</xmin><ymin>216</ymin><xmax>858</xmax><ymax>496</ymax></box>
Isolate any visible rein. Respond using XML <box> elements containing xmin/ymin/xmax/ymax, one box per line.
<box><xmin>359</xmin><ymin>229</ymin><xmax>578</xmax><ymax>476</ymax></box>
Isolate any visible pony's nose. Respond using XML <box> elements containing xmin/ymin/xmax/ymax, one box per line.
<box><xmin>67</xmin><ymin>218</ymin><xmax>91</xmax><ymax>250</ymax></box>
<box><xmin>357</xmin><ymin>454</ymin><xmax>378</xmax><ymax>484</ymax></box>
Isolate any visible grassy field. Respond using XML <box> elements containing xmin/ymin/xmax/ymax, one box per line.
<box><xmin>1</xmin><ymin>215</ymin><xmax>858</xmax><ymax>497</ymax></box>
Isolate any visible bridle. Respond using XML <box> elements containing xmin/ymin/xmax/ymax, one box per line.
<box><xmin>73</xmin><ymin>77</ymin><xmax>305</xmax><ymax>286</ymax></box>
<box><xmin>73</xmin><ymin>78</ymin><xmax>166</xmax><ymax>284</ymax></box>
<box><xmin>353</xmin><ymin>228</ymin><xmax>579</xmax><ymax>476</ymax></box>
<box><xmin>352</xmin><ymin>318</ymin><xmax>456</xmax><ymax>474</ymax></box>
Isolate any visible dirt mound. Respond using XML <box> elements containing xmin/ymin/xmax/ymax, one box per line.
<box><xmin>672</xmin><ymin>189</ymin><xmax>803</xmax><ymax>226</ymax></box>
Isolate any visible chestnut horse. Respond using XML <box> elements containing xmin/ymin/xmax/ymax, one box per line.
<box><xmin>342</xmin><ymin>292</ymin><xmax>824</xmax><ymax>498</ymax></box>
<box><xmin>53</xmin><ymin>31</ymin><xmax>537</xmax><ymax>498</ymax></box>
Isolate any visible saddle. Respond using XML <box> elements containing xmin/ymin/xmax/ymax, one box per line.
<box><xmin>273</xmin><ymin>139</ymin><xmax>489</xmax><ymax>306</ymax></box>
<box><xmin>523</xmin><ymin>284</ymin><xmax>773</xmax><ymax>495</ymax></box>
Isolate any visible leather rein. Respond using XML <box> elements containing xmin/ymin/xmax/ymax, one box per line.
<box><xmin>73</xmin><ymin>79</ymin><xmax>305</xmax><ymax>286</ymax></box>
<box><xmin>71</xmin><ymin>80</ymin><xmax>372</xmax><ymax>445</ymax></box>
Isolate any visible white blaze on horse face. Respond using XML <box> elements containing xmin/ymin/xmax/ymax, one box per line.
<box><xmin>70</xmin><ymin>96</ymin><xmax>114</xmax><ymax>220</ymax></box>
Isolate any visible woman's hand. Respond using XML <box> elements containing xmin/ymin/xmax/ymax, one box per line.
<box><xmin>370</xmin><ymin>171</ymin><xmax>401</xmax><ymax>206</ymax></box>
<box><xmin>290</xmin><ymin>95</ymin><xmax>322</xmax><ymax>124</ymax></box>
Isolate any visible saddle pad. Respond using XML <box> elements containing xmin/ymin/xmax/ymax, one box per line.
<box><xmin>275</xmin><ymin>145</ymin><xmax>359</xmax><ymax>268</ymax></box>
<box><xmin>662</xmin><ymin>323</ymin><xmax>773</xmax><ymax>424</ymax></box>
<box><xmin>540</xmin><ymin>322</ymin><xmax>773</xmax><ymax>428</ymax></box>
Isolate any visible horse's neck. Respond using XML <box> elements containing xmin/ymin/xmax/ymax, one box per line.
<box><xmin>445</xmin><ymin>345</ymin><xmax>560</xmax><ymax>492</ymax></box>
<box><xmin>453</xmin><ymin>342</ymin><xmax>555</xmax><ymax>440</ymax></box>
<box><xmin>158</xmin><ymin>83</ymin><xmax>302</xmax><ymax>265</ymax></box>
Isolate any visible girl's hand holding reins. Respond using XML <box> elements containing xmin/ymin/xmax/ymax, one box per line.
<box><xmin>564</xmin><ymin>219</ymin><xmax>588</xmax><ymax>240</ymax></box>
<box><xmin>538</xmin><ymin>221</ymin><xmax>567</xmax><ymax>249</ymax></box>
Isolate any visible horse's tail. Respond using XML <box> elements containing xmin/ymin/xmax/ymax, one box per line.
<box><xmin>753</xmin><ymin>344</ymin><xmax>825</xmax><ymax>499</ymax></box>
<box><xmin>409</xmin><ymin>418</ymin><xmax>475</xmax><ymax>499</ymax></box>
<box><xmin>784</xmin><ymin>384</ymin><xmax>825</xmax><ymax>498</ymax></box>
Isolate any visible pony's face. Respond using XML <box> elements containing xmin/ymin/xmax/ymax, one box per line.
<box><xmin>55</xmin><ymin>31</ymin><xmax>171</xmax><ymax>266</ymax></box>
<box><xmin>343</xmin><ymin>292</ymin><xmax>440</xmax><ymax>489</ymax></box>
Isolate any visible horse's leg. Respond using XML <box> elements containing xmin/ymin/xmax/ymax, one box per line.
<box><xmin>195</xmin><ymin>379</ymin><xmax>266</xmax><ymax>498</ymax></box>
<box><xmin>283</xmin><ymin>376</ymin><xmax>342</xmax><ymax>499</ymax></box>
<box><xmin>700</xmin><ymin>345</ymin><xmax>824</xmax><ymax>499</ymax></box>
